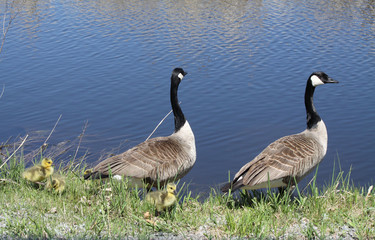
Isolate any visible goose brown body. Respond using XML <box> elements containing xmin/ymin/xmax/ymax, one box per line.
<box><xmin>222</xmin><ymin>126</ymin><xmax>327</xmax><ymax>191</ymax></box>
<box><xmin>87</xmin><ymin>125</ymin><xmax>195</xmax><ymax>186</ymax></box>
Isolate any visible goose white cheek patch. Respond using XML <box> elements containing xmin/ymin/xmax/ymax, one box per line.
<box><xmin>178</xmin><ymin>73</ymin><xmax>184</xmax><ymax>80</ymax></box>
<box><xmin>311</xmin><ymin>75</ymin><xmax>324</xmax><ymax>86</ymax></box>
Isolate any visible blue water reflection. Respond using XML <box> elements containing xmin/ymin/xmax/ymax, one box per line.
<box><xmin>0</xmin><ymin>0</ymin><xmax>374</xmax><ymax>193</ymax></box>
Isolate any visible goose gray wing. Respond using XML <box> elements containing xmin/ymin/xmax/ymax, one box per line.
<box><xmin>223</xmin><ymin>134</ymin><xmax>320</xmax><ymax>191</ymax></box>
<box><xmin>88</xmin><ymin>136</ymin><xmax>188</xmax><ymax>182</ymax></box>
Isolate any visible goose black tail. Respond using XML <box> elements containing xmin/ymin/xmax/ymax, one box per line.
<box><xmin>83</xmin><ymin>171</ymin><xmax>109</xmax><ymax>180</ymax></box>
<box><xmin>220</xmin><ymin>182</ymin><xmax>233</xmax><ymax>193</ymax></box>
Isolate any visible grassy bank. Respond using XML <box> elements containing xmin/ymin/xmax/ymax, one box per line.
<box><xmin>0</xmin><ymin>150</ymin><xmax>374</xmax><ymax>239</ymax></box>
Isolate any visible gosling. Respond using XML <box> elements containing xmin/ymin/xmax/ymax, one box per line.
<box><xmin>46</xmin><ymin>173</ymin><xmax>66</xmax><ymax>194</ymax></box>
<box><xmin>145</xmin><ymin>183</ymin><xmax>177</xmax><ymax>212</ymax></box>
<box><xmin>22</xmin><ymin>158</ymin><xmax>54</xmax><ymax>183</ymax></box>
<box><xmin>83</xmin><ymin>169</ymin><xmax>92</xmax><ymax>175</ymax></box>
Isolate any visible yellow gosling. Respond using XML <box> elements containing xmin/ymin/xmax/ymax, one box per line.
<box><xmin>46</xmin><ymin>173</ymin><xmax>66</xmax><ymax>194</ymax></box>
<box><xmin>22</xmin><ymin>158</ymin><xmax>54</xmax><ymax>183</ymax></box>
<box><xmin>83</xmin><ymin>169</ymin><xmax>92</xmax><ymax>175</ymax></box>
<box><xmin>145</xmin><ymin>183</ymin><xmax>177</xmax><ymax>212</ymax></box>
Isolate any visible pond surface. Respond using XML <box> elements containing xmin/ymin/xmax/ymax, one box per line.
<box><xmin>1</xmin><ymin>0</ymin><xmax>374</xmax><ymax>192</ymax></box>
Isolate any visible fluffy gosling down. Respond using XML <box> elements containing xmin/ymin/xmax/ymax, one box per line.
<box><xmin>22</xmin><ymin>158</ymin><xmax>54</xmax><ymax>183</ymax></box>
<box><xmin>145</xmin><ymin>183</ymin><xmax>177</xmax><ymax>212</ymax></box>
<box><xmin>46</xmin><ymin>174</ymin><xmax>66</xmax><ymax>193</ymax></box>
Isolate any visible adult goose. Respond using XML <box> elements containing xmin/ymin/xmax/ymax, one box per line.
<box><xmin>84</xmin><ymin>68</ymin><xmax>196</xmax><ymax>187</ymax></box>
<box><xmin>221</xmin><ymin>72</ymin><xmax>338</xmax><ymax>192</ymax></box>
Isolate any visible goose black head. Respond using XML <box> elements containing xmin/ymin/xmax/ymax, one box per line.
<box><xmin>309</xmin><ymin>71</ymin><xmax>339</xmax><ymax>87</ymax></box>
<box><xmin>172</xmin><ymin>68</ymin><xmax>188</xmax><ymax>84</ymax></box>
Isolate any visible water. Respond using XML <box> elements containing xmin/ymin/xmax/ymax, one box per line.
<box><xmin>0</xmin><ymin>0</ymin><xmax>374</xmax><ymax>192</ymax></box>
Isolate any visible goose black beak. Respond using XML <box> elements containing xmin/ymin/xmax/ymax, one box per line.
<box><xmin>326</xmin><ymin>77</ymin><xmax>339</xmax><ymax>84</ymax></box>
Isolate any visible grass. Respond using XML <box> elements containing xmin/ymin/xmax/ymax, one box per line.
<box><xmin>0</xmin><ymin>148</ymin><xmax>374</xmax><ymax>239</ymax></box>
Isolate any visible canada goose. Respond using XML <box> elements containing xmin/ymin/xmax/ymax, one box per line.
<box><xmin>46</xmin><ymin>173</ymin><xmax>66</xmax><ymax>194</ymax></box>
<box><xmin>84</xmin><ymin>68</ymin><xmax>196</xmax><ymax>187</ymax></box>
<box><xmin>22</xmin><ymin>158</ymin><xmax>54</xmax><ymax>183</ymax></box>
<box><xmin>221</xmin><ymin>72</ymin><xmax>339</xmax><ymax>192</ymax></box>
<box><xmin>145</xmin><ymin>183</ymin><xmax>177</xmax><ymax>212</ymax></box>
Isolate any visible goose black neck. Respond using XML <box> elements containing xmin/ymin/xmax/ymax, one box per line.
<box><xmin>171</xmin><ymin>77</ymin><xmax>186</xmax><ymax>132</ymax></box>
<box><xmin>305</xmin><ymin>81</ymin><xmax>321</xmax><ymax>129</ymax></box>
